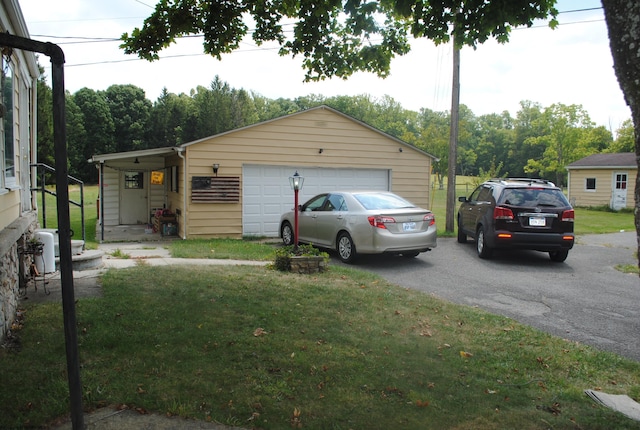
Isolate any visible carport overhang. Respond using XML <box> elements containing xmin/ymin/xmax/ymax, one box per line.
<box><xmin>88</xmin><ymin>147</ymin><xmax>178</xmax><ymax>165</ymax></box>
<box><xmin>89</xmin><ymin>147</ymin><xmax>181</xmax><ymax>242</ymax></box>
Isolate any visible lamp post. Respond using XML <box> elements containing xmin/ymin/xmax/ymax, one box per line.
<box><xmin>289</xmin><ymin>171</ymin><xmax>304</xmax><ymax>251</ymax></box>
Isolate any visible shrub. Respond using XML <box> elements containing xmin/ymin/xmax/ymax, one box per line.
<box><xmin>273</xmin><ymin>244</ymin><xmax>329</xmax><ymax>272</ymax></box>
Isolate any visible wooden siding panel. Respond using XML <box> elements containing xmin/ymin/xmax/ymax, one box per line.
<box><xmin>0</xmin><ymin>192</ymin><xmax>20</xmax><ymax>231</ymax></box>
<box><xmin>568</xmin><ymin>168</ymin><xmax>636</xmax><ymax>208</ymax></box>
<box><xmin>101</xmin><ymin>169</ymin><xmax>120</xmax><ymax>226</ymax></box>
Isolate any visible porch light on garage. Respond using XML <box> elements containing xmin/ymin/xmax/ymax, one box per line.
<box><xmin>289</xmin><ymin>171</ymin><xmax>304</xmax><ymax>250</ymax></box>
<box><xmin>212</xmin><ymin>163</ymin><xmax>219</xmax><ymax>176</ymax></box>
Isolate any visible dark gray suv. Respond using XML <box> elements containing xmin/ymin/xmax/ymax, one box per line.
<box><xmin>457</xmin><ymin>178</ymin><xmax>575</xmax><ymax>262</ymax></box>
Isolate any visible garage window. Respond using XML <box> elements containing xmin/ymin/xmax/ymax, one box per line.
<box><xmin>585</xmin><ymin>178</ymin><xmax>596</xmax><ymax>191</ymax></box>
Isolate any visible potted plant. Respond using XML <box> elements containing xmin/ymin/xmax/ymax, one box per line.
<box><xmin>274</xmin><ymin>244</ymin><xmax>329</xmax><ymax>274</ymax></box>
<box><xmin>26</xmin><ymin>237</ymin><xmax>44</xmax><ymax>255</ymax></box>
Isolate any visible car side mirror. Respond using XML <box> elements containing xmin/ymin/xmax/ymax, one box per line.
<box><xmin>458</xmin><ymin>196</ymin><xmax>468</xmax><ymax>203</ymax></box>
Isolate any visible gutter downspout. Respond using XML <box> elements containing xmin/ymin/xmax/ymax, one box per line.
<box><xmin>176</xmin><ymin>148</ymin><xmax>187</xmax><ymax>240</ymax></box>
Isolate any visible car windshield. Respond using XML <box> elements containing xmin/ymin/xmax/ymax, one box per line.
<box><xmin>354</xmin><ymin>193</ymin><xmax>415</xmax><ymax>210</ymax></box>
<box><xmin>501</xmin><ymin>188</ymin><xmax>570</xmax><ymax>207</ymax></box>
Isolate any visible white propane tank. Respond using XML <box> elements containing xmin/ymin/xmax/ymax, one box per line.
<box><xmin>34</xmin><ymin>231</ymin><xmax>56</xmax><ymax>274</ymax></box>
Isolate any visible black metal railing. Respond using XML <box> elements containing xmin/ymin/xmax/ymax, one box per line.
<box><xmin>30</xmin><ymin>163</ymin><xmax>85</xmax><ymax>243</ymax></box>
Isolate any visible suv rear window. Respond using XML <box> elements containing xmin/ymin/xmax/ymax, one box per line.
<box><xmin>500</xmin><ymin>188</ymin><xmax>569</xmax><ymax>208</ymax></box>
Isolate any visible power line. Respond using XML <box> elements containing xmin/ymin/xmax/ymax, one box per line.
<box><xmin>30</xmin><ymin>6</ymin><xmax>606</xmax><ymax>68</ymax></box>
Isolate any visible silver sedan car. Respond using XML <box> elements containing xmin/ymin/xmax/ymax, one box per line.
<box><xmin>279</xmin><ymin>191</ymin><xmax>437</xmax><ymax>263</ymax></box>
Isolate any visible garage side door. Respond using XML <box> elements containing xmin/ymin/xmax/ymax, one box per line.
<box><xmin>243</xmin><ymin>165</ymin><xmax>389</xmax><ymax>237</ymax></box>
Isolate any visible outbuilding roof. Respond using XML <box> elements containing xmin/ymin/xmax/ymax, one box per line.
<box><xmin>566</xmin><ymin>152</ymin><xmax>637</xmax><ymax>169</ymax></box>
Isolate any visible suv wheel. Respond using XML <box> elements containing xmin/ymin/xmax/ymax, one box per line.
<box><xmin>476</xmin><ymin>226</ymin><xmax>493</xmax><ymax>259</ymax></box>
<box><xmin>549</xmin><ymin>250</ymin><xmax>569</xmax><ymax>262</ymax></box>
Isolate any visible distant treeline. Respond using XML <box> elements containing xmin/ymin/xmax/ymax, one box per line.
<box><xmin>36</xmin><ymin>74</ymin><xmax>632</xmax><ymax>185</ymax></box>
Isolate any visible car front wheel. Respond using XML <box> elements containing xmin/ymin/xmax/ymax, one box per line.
<box><xmin>476</xmin><ymin>226</ymin><xmax>493</xmax><ymax>259</ymax></box>
<box><xmin>281</xmin><ymin>222</ymin><xmax>294</xmax><ymax>246</ymax></box>
<box><xmin>549</xmin><ymin>250</ymin><xmax>569</xmax><ymax>262</ymax></box>
<box><xmin>337</xmin><ymin>232</ymin><xmax>357</xmax><ymax>264</ymax></box>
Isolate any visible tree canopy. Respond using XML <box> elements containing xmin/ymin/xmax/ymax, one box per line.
<box><xmin>121</xmin><ymin>0</ymin><xmax>557</xmax><ymax>82</ymax></box>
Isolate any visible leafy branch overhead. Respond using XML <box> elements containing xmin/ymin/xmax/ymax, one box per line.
<box><xmin>120</xmin><ymin>0</ymin><xmax>558</xmax><ymax>81</ymax></box>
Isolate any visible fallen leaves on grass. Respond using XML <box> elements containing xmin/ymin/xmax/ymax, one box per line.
<box><xmin>253</xmin><ymin>327</ymin><xmax>268</xmax><ymax>337</ymax></box>
<box><xmin>290</xmin><ymin>407</ymin><xmax>302</xmax><ymax>428</ymax></box>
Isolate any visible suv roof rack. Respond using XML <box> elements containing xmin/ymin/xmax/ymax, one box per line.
<box><xmin>487</xmin><ymin>177</ymin><xmax>556</xmax><ymax>187</ymax></box>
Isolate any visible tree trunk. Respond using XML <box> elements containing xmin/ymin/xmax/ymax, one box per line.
<box><xmin>601</xmin><ymin>0</ymin><xmax>640</xmax><ymax>275</ymax></box>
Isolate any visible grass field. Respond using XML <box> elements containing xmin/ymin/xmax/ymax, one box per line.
<box><xmin>2</xmin><ymin>264</ymin><xmax>639</xmax><ymax>429</ymax></box>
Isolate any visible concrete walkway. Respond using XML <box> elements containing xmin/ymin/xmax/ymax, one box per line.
<box><xmin>99</xmin><ymin>242</ymin><xmax>268</xmax><ymax>269</ymax></box>
<box><xmin>20</xmin><ymin>242</ymin><xmax>268</xmax><ymax>305</ymax></box>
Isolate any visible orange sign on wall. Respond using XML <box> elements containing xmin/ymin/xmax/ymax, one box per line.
<box><xmin>151</xmin><ymin>171</ymin><xmax>164</xmax><ymax>185</ymax></box>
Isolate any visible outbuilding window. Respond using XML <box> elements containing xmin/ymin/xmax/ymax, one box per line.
<box><xmin>585</xmin><ymin>178</ymin><xmax>596</xmax><ymax>191</ymax></box>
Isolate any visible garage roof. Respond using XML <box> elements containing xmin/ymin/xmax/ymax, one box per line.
<box><xmin>567</xmin><ymin>152</ymin><xmax>637</xmax><ymax>169</ymax></box>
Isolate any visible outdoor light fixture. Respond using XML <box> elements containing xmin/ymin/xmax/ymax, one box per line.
<box><xmin>399</xmin><ymin>147</ymin><xmax>403</xmax><ymax>152</ymax></box>
<box><xmin>318</xmin><ymin>148</ymin><xmax>324</xmax><ymax>154</ymax></box>
<box><xmin>289</xmin><ymin>170</ymin><xmax>304</xmax><ymax>191</ymax></box>
<box><xmin>212</xmin><ymin>163</ymin><xmax>219</xmax><ymax>176</ymax></box>
<box><xmin>134</xmin><ymin>157</ymin><xmax>140</xmax><ymax>164</ymax></box>
<box><xmin>289</xmin><ymin>171</ymin><xmax>305</xmax><ymax>250</ymax></box>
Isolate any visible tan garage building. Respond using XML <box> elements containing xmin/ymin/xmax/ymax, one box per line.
<box><xmin>90</xmin><ymin>105</ymin><xmax>436</xmax><ymax>240</ymax></box>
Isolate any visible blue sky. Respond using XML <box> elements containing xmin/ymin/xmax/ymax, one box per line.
<box><xmin>20</xmin><ymin>0</ymin><xmax>629</xmax><ymax>131</ymax></box>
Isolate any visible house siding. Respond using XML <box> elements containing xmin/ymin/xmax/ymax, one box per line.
<box><xmin>568</xmin><ymin>168</ymin><xmax>636</xmax><ymax>209</ymax></box>
<box><xmin>101</xmin><ymin>168</ymin><xmax>120</xmax><ymax>226</ymax></box>
<box><xmin>181</xmin><ymin>107</ymin><xmax>432</xmax><ymax>239</ymax></box>
<box><xmin>0</xmin><ymin>0</ymin><xmax>39</xmax><ymax>342</ymax></box>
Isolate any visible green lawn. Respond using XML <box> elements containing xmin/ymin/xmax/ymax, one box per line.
<box><xmin>37</xmin><ymin>184</ymin><xmax>99</xmax><ymax>248</ymax></box>
<box><xmin>2</xmin><ymin>264</ymin><xmax>639</xmax><ymax>429</ymax></box>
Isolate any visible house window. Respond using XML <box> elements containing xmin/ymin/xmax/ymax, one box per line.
<box><xmin>124</xmin><ymin>171</ymin><xmax>144</xmax><ymax>189</ymax></box>
<box><xmin>615</xmin><ymin>173</ymin><xmax>627</xmax><ymax>190</ymax></box>
<box><xmin>2</xmin><ymin>58</ymin><xmax>14</xmax><ymax>188</ymax></box>
<box><xmin>585</xmin><ymin>178</ymin><xmax>596</xmax><ymax>191</ymax></box>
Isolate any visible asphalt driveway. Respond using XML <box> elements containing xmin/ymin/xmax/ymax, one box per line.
<box><xmin>335</xmin><ymin>232</ymin><xmax>640</xmax><ymax>362</ymax></box>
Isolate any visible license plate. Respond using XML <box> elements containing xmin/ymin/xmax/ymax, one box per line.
<box><xmin>403</xmin><ymin>222</ymin><xmax>417</xmax><ymax>231</ymax></box>
<box><xmin>529</xmin><ymin>217</ymin><xmax>546</xmax><ymax>226</ymax></box>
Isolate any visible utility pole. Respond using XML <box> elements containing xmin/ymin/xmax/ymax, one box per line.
<box><xmin>446</xmin><ymin>39</ymin><xmax>460</xmax><ymax>233</ymax></box>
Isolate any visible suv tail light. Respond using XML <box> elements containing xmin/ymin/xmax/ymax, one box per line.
<box><xmin>493</xmin><ymin>206</ymin><xmax>514</xmax><ymax>220</ymax></box>
<box><xmin>368</xmin><ymin>215</ymin><xmax>396</xmax><ymax>229</ymax></box>
<box><xmin>561</xmin><ymin>209</ymin><xmax>575</xmax><ymax>222</ymax></box>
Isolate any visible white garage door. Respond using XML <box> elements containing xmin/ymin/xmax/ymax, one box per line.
<box><xmin>243</xmin><ymin>165</ymin><xmax>390</xmax><ymax>237</ymax></box>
